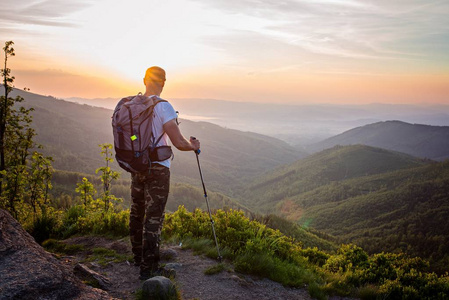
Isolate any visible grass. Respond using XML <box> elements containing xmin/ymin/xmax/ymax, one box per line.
<box><xmin>204</xmin><ymin>263</ymin><xmax>227</xmax><ymax>275</ymax></box>
<box><xmin>234</xmin><ymin>252</ymin><xmax>320</xmax><ymax>288</ymax></box>
<box><xmin>42</xmin><ymin>239</ymin><xmax>85</xmax><ymax>255</ymax></box>
<box><xmin>83</xmin><ymin>247</ymin><xmax>133</xmax><ymax>266</ymax></box>
<box><xmin>180</xmin><ymin>237</ymin><xmax>233</xmax><ymax>261</ymax></box>
<box><xmin>178</xmin><ymin>236</ymin><xmax>324</xmax><ymax>292</ymax></box>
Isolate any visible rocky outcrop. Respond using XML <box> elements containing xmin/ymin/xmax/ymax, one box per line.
<box><xmin>0</xmin><ymin>209</ymin><xmax>113</xmax><ymax>300</ymax></box>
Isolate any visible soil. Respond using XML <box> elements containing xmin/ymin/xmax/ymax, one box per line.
<box><xmin>60</xmin><ymin>236</ymin><xmax>314</xmax><ymax>300</ymax></box>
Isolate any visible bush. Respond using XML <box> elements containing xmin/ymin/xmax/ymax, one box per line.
<box><xmin>59</xmin><ymin>205</ymin><xmax>129</xmax><ymax>238</ymax></box>
<box><xmin>324</xmin><ymin>244</ymin><xmax>368</xmax><ymax>272</ymax></box>
<box><xmin>163</xmin><ymin>206</ymin><xmax>449</xmax><ymax>299</ymax></box>
<box><xmin>29</xmin><ymin>212</ymin><xmax>60</xmax><ymax>244</ymax></box>
<box><xmin>234</xmin><ymin>252</ymin><xmax>318</xmax><ymax>287</ymax></box>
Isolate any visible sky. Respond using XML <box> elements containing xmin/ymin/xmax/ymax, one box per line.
<box><xmin>1</xmin><ymin>0</ymin><xmax>448</xmax><ymax>104</ymax></box>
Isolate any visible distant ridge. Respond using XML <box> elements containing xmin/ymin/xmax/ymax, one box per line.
<box><xmin>308</xmin><ymin>120</ymin><xmax>449</xmax><ymax>161</ymax></box>
<box><xmin>10</xmin><ymin>88</ymin><xmax>306</xmax><ymax>194</ymax></box>
<box><xmin>242</xmin><ymin>144</ymin><xmax>427</xmax><ymax>212</ymax></box>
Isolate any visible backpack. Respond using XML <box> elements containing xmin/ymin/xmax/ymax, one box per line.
<box><xmin>112</xmin><ymin>94</ymin><xmax>167</xmax><ymax>173</ymax></box>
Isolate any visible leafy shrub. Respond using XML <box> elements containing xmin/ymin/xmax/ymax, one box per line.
<box><xmin>324</xmin><ymin>244</ymin><xmax>368</xmax><ymax>272</ymax></box>
<box><xmin>163</xmin><ymin>206</ymin><xmax>449</xmax><ymax>299</ymax></box>
<box><xmin>29</xmin><ymin>213</ymin><xmax>60</xmax><ymax>244</ymax></box>
<box><xmin>234</xmin><ymin>252</ymin><xmax>318</xmax><ymax>287</ymax></box>
<box><xmin>300</xmin><ymin>247</ymin><xmax>330</xmax><ymax>266</ymax></box>
<box><xmin>59</xmin><ymin>204</ymin><xmax>129</xmax><ymax>238</ymax></box>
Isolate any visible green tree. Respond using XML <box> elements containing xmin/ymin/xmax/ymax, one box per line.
<box><xmin>27</xmin><ymin>152</ymin><xmax>54</xmax><ymax>219</ymax></box>
<box><xmin>95</xmin><ymin>143</ymin><xmax>120</xmax><ymax>211</ymax></box>
<box><xmin>75</xmin><ymin>177</ymin><xmax>96</xmax><ymax>207</ymax></box>
<box><xmin>0</xmin><ymin>41</ymin><xmax>15</xmax><ymax>178</ymax></box>
<box><xmin>0</xmin><ymin>41</ymin><xmax>36</xmax><ymax>217</ymax></box>
<box><xmin>0</xmin><ymin>41</ymin><xmax>53</xmax><ymax>221</ymax></box>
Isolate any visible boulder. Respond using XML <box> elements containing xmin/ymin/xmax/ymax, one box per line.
<box><xmin>160</xmin><ymin>248</ymin><xmax>178</xmax><ymax>261</ymax></box>
<box><xmin>142</xmin><ymin>276</ymin><xmax>177</xmax><ymax>300</ymax></box>
<box><xmin>0</xmin><ymin>209</ymin><xmax>114</xmax><ymax>300</ymax></box>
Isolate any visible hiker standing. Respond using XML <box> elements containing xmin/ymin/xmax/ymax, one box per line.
<box><xmin>115</xmin><ymin>66</ymin><xmax>200</xmax><ymax>280</ymax></box>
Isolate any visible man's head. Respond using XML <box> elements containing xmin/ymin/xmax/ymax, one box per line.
<box><xmin>143</xmin><ymin>66</ymin><xmax>166</xmax><ymax>96</ymax></box>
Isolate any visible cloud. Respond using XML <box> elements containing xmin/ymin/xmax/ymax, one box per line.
<box><xmin>193</xmin><ymin>0</ymin><xmax>449</xmax><ymax>64</ymax></box>
<box><xmin>0</xmin><ymin>0</ymin><xmax>93</xmax><ymax>28</ymax></box>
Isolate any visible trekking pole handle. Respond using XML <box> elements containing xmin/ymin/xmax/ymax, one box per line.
<box><xmin>191</xmin><ymin>136</ymin><xmax>201</xmax><ymax>155</ymax></box>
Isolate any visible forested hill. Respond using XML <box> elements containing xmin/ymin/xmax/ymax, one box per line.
<box><xmin>11</xmin><ymin>89</ymin><xmax>306</xmax><ymax>194</ymax></box>
<box><xmin>293</xmin><ymin>160</ymin><xmax>449</xmax><ymax>273</ymax></box>
<box><xmin>242</xmin><ymin>144</ymin><xmax>449</xmax><ymax>272</ymax></box>
<box><xmin>242</xmin><ymin>144</ymin><xmax>428</xmax><ymax>212</ymax></box>
<box><xmin>308</xmin><ymin>120</ymin><xmax>449</xmax><ymax>161</ymax></box>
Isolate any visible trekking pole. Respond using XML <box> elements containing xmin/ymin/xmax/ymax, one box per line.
<box><xmin>192</xmin><ymin>138</ymin><xmax>222</xmax><ymax>262</ymax></box>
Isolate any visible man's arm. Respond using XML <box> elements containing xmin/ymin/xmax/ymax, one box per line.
<box><xmin>163</xmin><ymin>119</ymin><xmax>200</xmax><ymax>151</ymax></box>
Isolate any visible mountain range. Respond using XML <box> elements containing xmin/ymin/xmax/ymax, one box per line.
<box><xmin>66</xmin><ymin>96</ymin><xmax>449</xmax><ymax>146</ymax></box>
<box><xmin>308</xmin><ymin>120</ymin><xmax>449</xmax><ymax>161</ymax></box>
<box><xmin>11</xmin><ymin>88</ymin><xmax>449</xmax><ymax>272</ymax></box>
<box><xmin>11</xmin><ymin>89</ymin><xmax>306</xmax><ymax>194</ymax></box>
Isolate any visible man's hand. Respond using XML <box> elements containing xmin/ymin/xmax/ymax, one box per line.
<box><xmin>190</xmin><ymin>136</ymin><xmax>200</xmax><ymax>152</ymax></box>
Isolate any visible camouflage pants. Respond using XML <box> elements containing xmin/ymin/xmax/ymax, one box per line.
<box><xmin>129</xmin><ymin>164</ymin><xmax>170</xmax><ymax>273</ymax></box>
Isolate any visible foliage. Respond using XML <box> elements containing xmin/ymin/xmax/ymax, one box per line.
<box><xmin>75</xmin><ymin>177</ymin><xmax>96</xmax><ymax>206</ymax></box>
<box><xmin>95</xmin><ymin>143</ymin><xmax>121</xmax><ymax>212</ymax></box>
<box><xmin>27</xmin><ymin>152</ymin><xmax>54</xmax><ymax>218</ymax></box>
<box><xmin>243</xmin><ymin>144</ymin><xmax>427</xmax><ymax>212</ymax></box>
<box><xmin>58</xmin><ymin>204</ymin><xmax>129</xmax><ymax>238</ymax></box>
<box><xmin>251</xmin><ymin>213</ymin><xmax>337</xmax><ymax>252</ymax></box>
<box><xmin>0</xmin><ymin>41</ymin><xmax>54</xmax><ymax>223</ymax></box>
<box><xmin>28</xmin><ymin>209</ymin><xmax>60</xmax><ymax>244</ymax></box>
<box><xmin>245</xmin><ymin>144</ymin><xmax>449</xmax><ymax>274</ymax></box>
<box><xmin>162</xmin><ymin>206</ymin><xmax>449</xmax><ymax>299</ymax></box>
<box><xmin>25</xmin><ymin>145</ymin><xmax>127</xmax><ymax>240</ymax></box>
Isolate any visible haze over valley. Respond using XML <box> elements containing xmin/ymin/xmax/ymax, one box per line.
<box><xmin>66</xmin><ymin>96</ymin><xmax>449</xmax><ymax>147</ymax></box>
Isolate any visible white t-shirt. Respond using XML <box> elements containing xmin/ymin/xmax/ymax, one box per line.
<box><xmin>151</xmin><ymin>99</ymin><xmax>178</xmax><ymax>168</ymax></box>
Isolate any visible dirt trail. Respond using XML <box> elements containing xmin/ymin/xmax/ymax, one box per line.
<box><xmin>61</xmin><ymin>236</ymin><xmax>313</xmax><ymax>300</ymax></box>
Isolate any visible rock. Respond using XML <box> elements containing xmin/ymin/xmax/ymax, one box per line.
<box><xmin>142</xmin><ymin>276</ymin><xmax>177</xmax><ymax>300</ymax></box>
<box><xmin>160</xmin><ymin>248</ymin><xmax>178</xmax><ymax>261</ymax></box>
<box><xmin>74</xmin><ymin>263</ymin><xmax>111</xmax><ymax>290</ymax></box>
<box><xmin>0</xmin><ymin>209</ymin><xmax>114</xmax><ymax>300</ymax></box>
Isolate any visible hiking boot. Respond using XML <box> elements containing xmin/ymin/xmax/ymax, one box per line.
<box><xmin>139</xmin><ymin>266</ymin><xmax>176</xmax><ymax>280</ymax></box>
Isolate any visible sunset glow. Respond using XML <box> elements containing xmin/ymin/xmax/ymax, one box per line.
<box><xmin>2</xmin><ymin>0</ymin><xmax>448</xmax><ymax>104</ymax></box>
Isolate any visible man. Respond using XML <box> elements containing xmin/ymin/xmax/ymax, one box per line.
<box><xmin>129</xmin><ymin>66</ymin><xmax>200</xmax><ymax>280</ymax></box>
